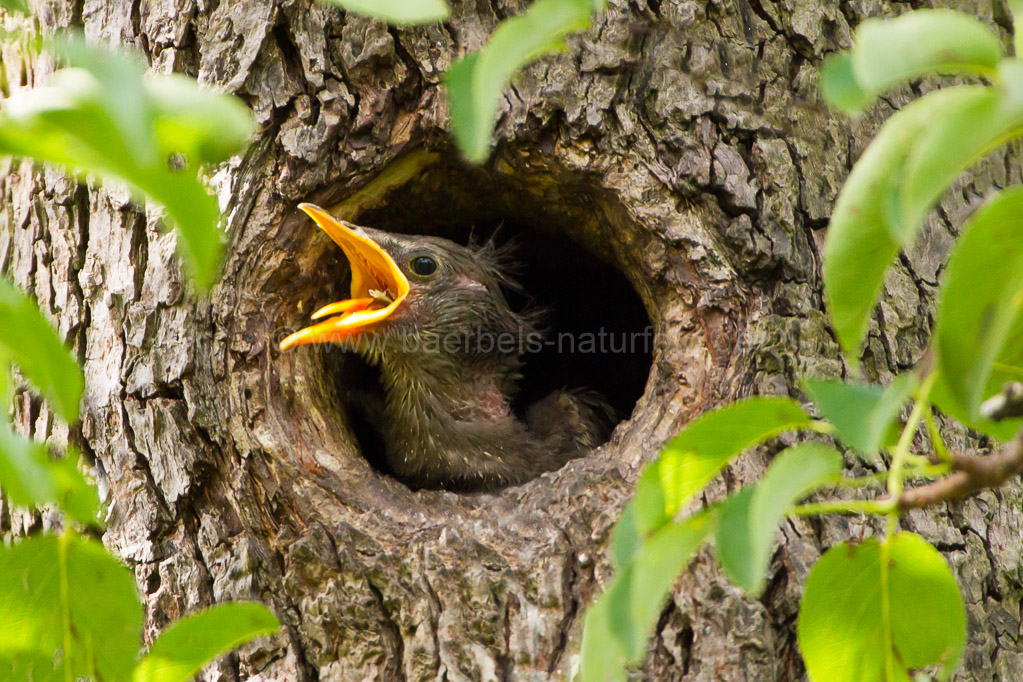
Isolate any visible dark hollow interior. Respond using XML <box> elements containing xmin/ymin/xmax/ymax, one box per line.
<box><xmin>315</xmin><ymin>158</ymin><xmax>653</xmax><ymax>482</ymax></box>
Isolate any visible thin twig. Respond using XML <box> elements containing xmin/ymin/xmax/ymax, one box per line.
<box><xmin>898</xmin><ymin>435</ymin><xmax>1023</xmax><ymax>510</ymax></box>
<box><xmin>979</xmin><ymin>381</ymin><xmax>1023</xmax><ymax>421</ymax></box>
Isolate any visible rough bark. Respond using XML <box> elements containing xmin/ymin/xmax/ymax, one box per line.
<box><xmin>3</xmin><ymin>0</ymin><xmax>1023</xmax><ymax>680</ymax></box>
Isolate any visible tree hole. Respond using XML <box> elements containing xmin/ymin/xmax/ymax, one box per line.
<box><xmin>297</xmin><ymin>151</ymin><xmax>654</xmax><ymax>488</ymax></box>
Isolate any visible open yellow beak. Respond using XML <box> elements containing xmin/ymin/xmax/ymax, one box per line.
<box><xmin>279</xmin><ymin>204</ymin><xmax>410</xmax><ymax>351</ymax></box>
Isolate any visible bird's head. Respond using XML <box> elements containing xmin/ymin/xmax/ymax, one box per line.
<box><xmin>279</xmin><ymin>204</ymin><xmax>532</xmax><ymax>372</ymax></box>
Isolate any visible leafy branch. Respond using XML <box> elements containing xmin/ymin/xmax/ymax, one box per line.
<box><xmin>580</xmin><ymin>6</ymin><xmax>1023</xmax><ymax>682</ymax></box>
<box><xmin>0</xmin><ymin>29</ymin><xmax>277</xmax><ymax>682</ymax></box>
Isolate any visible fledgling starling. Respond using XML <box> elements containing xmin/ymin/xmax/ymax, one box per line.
<box><xmin>280</xmin><ymin>204</ymin><xmax>611</xmax><ymax>491</ymax></box>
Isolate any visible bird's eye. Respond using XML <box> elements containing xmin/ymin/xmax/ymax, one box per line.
<box><xmin>409</xmin><ymin>255</ymin><xmax>437</xmax><ymax>276</ymax></box>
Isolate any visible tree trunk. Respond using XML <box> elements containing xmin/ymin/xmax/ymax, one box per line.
<box><xmin>4</xmin><ymin>0</ymin><xmax>1023</xmax><ymax>679</ymax></box>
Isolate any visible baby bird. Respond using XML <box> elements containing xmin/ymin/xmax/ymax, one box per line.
<box><xmin>280</xmin><ymin>204</ymin><xmax>610</xmax><ymax>490</ymax></box>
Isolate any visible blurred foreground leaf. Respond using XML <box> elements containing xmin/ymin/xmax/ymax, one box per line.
<box><xmin>0</xmin><ymin>35</ymin><xmax>255</xmax><ymax>290</ymax></box>
<box><xmin>933</xmin><ymin>187</ymin><xmax>1023</xmax><ymax>437</ymax></box>
<box><xmin>0</xmin><ymin>0</ymin><xmax>29</xmax><ymax>14</ymax></box>
<box><xmin>135</xmin><ymin>602</ymin><xmax>279</xmax><ymax>682</ymax></box>
<box><xmin>318</xmin><ymin>0</ymin><xmax>448</xmax><ymax>24</ymax></box>
<box><xmin>0</xmin><ymin>277</ymin><xmax>83</xmax><ymax>421</ymax></box>
<box><xmin>0</xmin><ymin>431</ymin><xmax>100</xmax><ymax>525</ymax></box>
<box><xmin>823</xmin><ymin>85</ymin><xmax>1023</xmax><ymax>362</ymax></box>
<box><xmin>0</xmin><ymin>535</ymin><xmax>142</xmax><ymax>682</ymax></box>
<box><xmin>445</xmin><ymin>0</ymin><xmax>597</xmax><ymax>162</ymax></box>
<box><xmin>821</xmin><ymin>9</ymin><xmax>1003</xmax><ymax>114</ymax></box>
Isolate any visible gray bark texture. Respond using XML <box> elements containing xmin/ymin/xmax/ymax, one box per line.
<box><xmin>3</xmin><ymin>0</ymin><xmax>1023</xmax><ymax>679</ymax></box>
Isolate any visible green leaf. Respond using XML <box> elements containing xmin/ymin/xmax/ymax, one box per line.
<box><xmin>715</xmin><ymin>443</ymin><xmax>843</xmax><ymax>595</ymax></box>
<box><xmin>0</xmin><ymin>277</ymin><xmax>83</xmax><ymax>421</ymax></box>
<box><xmin>134</xmin><ymin>602</ymin><xmax>279</xmax><ymax>682</ymax></box>
<box><xmin>0</xmin><ymin>38</ymin><xmax>254</xmax><ymax>290</ymax></box>
<box><xmin>138</xmin><ymin>167</ymin><xmax>225</xmax><ymax>293</ymax></box>
<box><xmin>0</xmin><ymin>0</ymin><xmax>29</xmax><ymax>14</ymax></box>
<box><xmin>444</xmin><ymin>0</ymin><xmax>593</xmax><ymax>162</ymax></box>
<box><xmin>803</xmin><ymin>374</ymin><xmax>917</xmax><ymax>456</ymax></box>
<box><xmin>0</xmin><ymin>358</ymin><xmax>11</xmax><ymax>417</ymax></box>
<box><xmin>0</xmin><ymin>535</ymin><xmax>143</xmax><ymax>682</ymax></box>
<box><xmin>50</xmin><ymin>446</ymin><xmax>102</xmax><ymax>525</ymax></box>
<box><xmin>614</xmin><ymin>396</ymin><xmax>812</xmax><ymax>567</ymax></box>
<box><xmin>934</xmin><ymin>187</ymin><xmax>1023</xmax><ymax>422</ymax></box>
<box><xmin>823</xmin><ymin>86</ymin><xmax>1010</xmax><ymax>361</ymax></box>
<box><xmin>798</xmin><ymin>533</ymin><xmax>965</xmax><ymax>682</ymax></box>
<box><xmin>854</xmin><ymin>10</ymin><xmax>1002</xmax><ymax>86</ymax></box>
<box><xmin>825</xmin><ymin>9</ymin><xmax>1003</xmax><ymax>114</ymax></box>
<box><xmin>609</xmin><ymin>502</ymin><xmax>640</xmax><ymax>570</ymax></box>
<box><xmin>0</xmin><ymin>430</ymin><xmax>61</xmax><ymax>509</ymax></box>
<box><xmin>0</xmin><ymin>430</ymin><xmax>100</xmax><ymax>524</ymax></box>
<box><xmin>318</xmin><ymin>0</ymin><xmax>448</xmax><ymax>24</ymax></box>
<box><xmin>820</xmin><ymin>53</ymin><xmax>874</xmax><ymax>115</ymax></box>
<box><xmin>898</xmin><ymin>82</ymin><xmax>1023</xmax><ymax>245</ymax></box>
<box><xmin>1012</xmin><ymin>3</ymin><xmax>1023</xmax><ymax>59</ymax></box>
<box><xmin>972</xmin><ymin>309</ymin><xmax>1023</xmax><ymax>439</ymax></box>
<box><xmin>930</xmin><ymin>376</ymin><xmax>1020</xmax><ymax>442</ymax></box>
<box><xmin>146</xmin><ymin>74</ymin><xmax>258</xmax><ymax>165</ymax></box>
<box><xmin>579</xmin><ymin>511</ymin><xmax>714</xmax><ymax>682</ymax></box>
<box><xmin>56</xmin><ymin>34</ymin><xmax>155</xmax><ymax>168</ymax></box>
